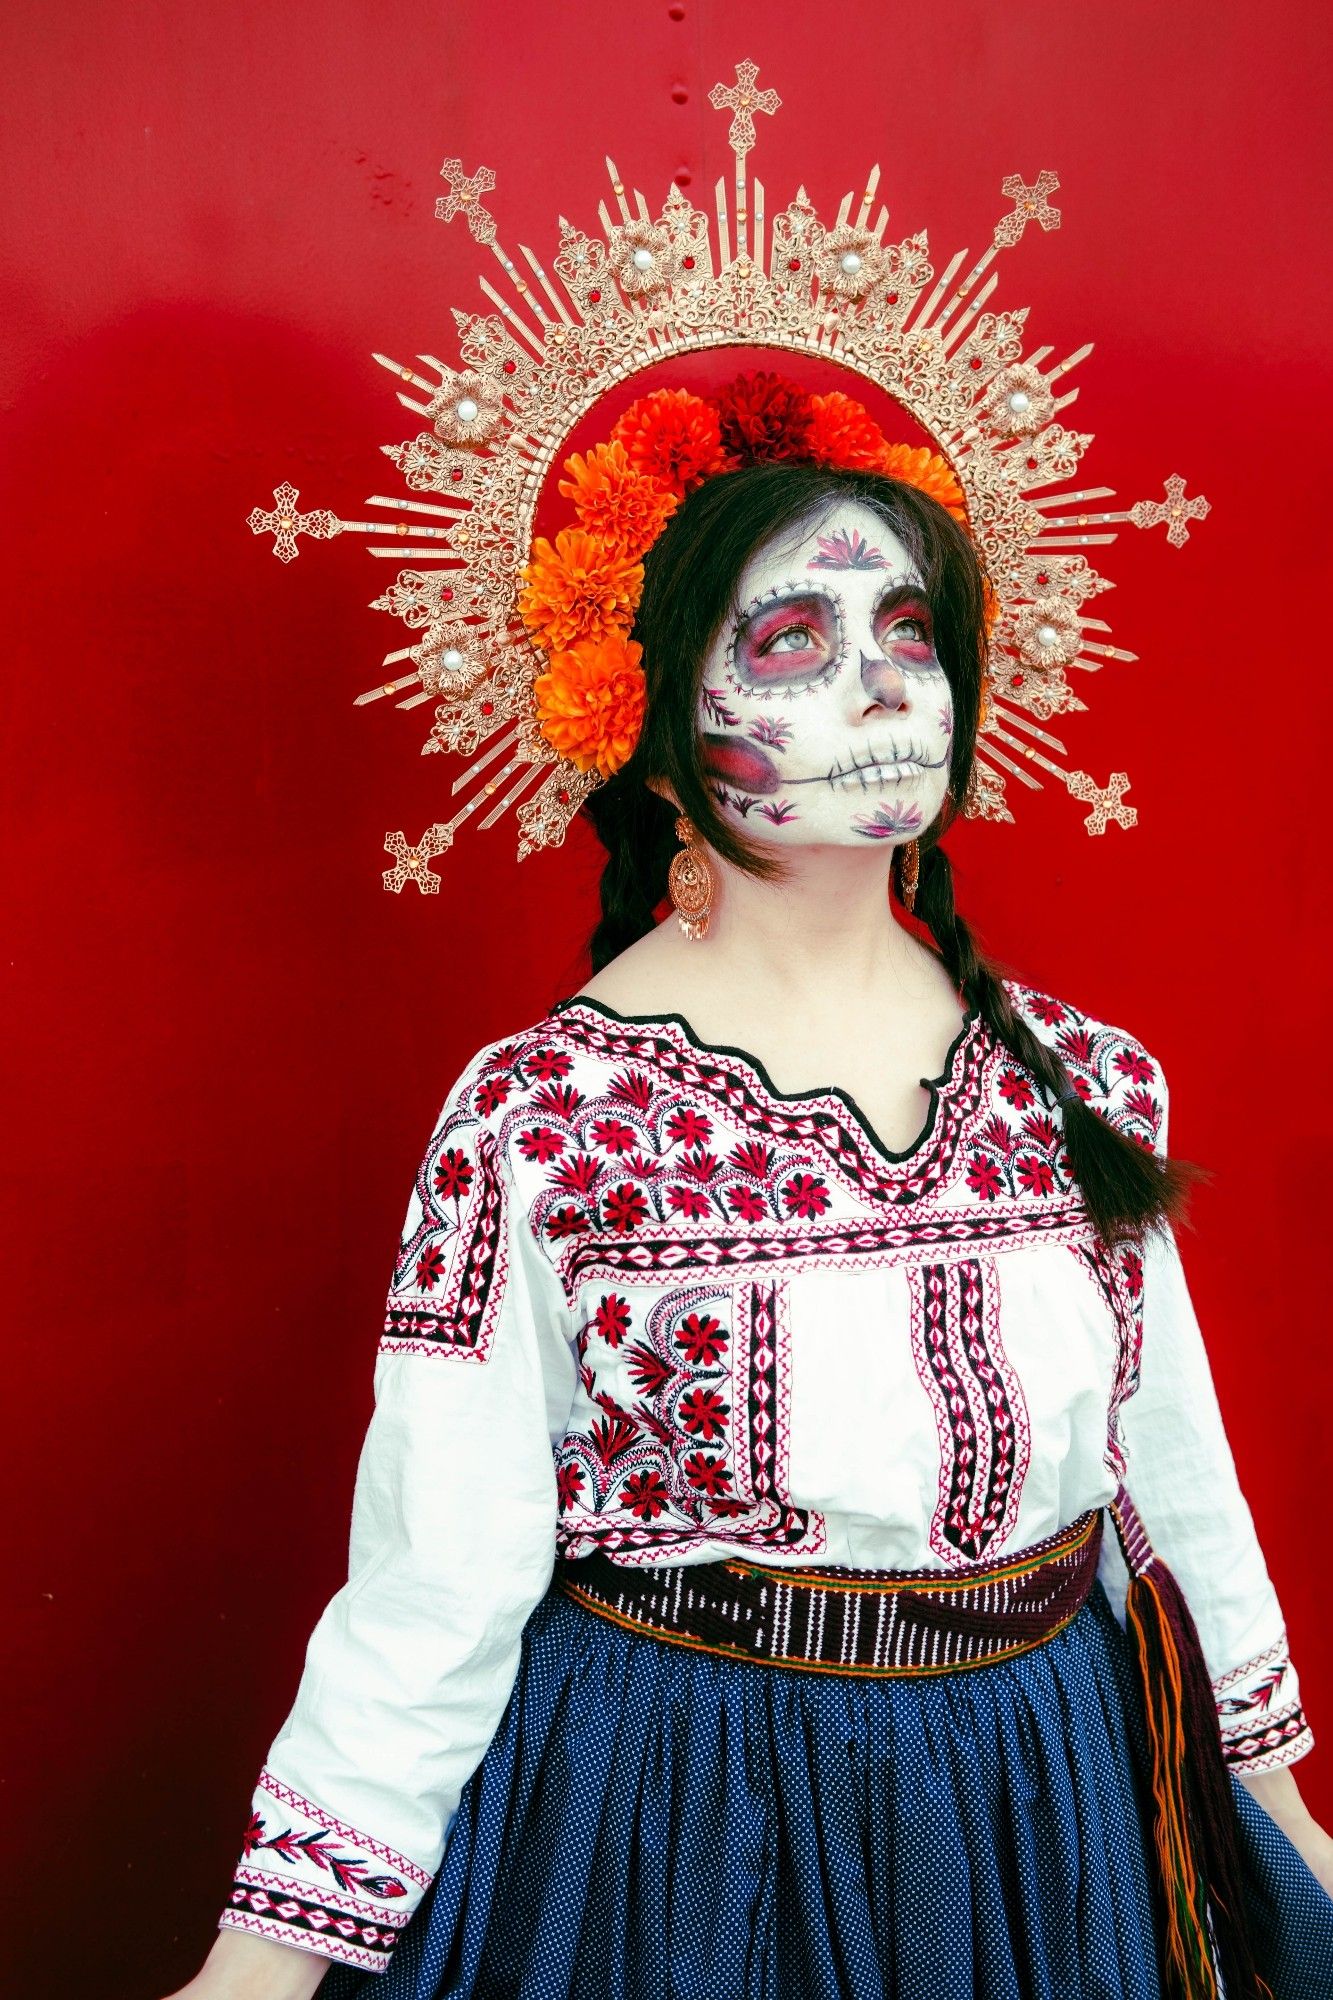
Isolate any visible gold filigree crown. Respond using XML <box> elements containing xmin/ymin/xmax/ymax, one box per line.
<box><xmin>247</xmin><ymin>57</ymin><xmax>1209</xmax><ymax>896</ymax></box>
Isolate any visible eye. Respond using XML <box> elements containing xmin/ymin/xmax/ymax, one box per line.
<box><xmin>731</xmin><ymin>590</ymin><xmax>840</xmax><ymax>692</ymax></box>
<box><xmin>764</xmin><ymin>622</ymin><xmax>819</xmax><ymax>655</ymax></box>
<box><xmin>886</xmin><ymin>615</ymin><xmax>930</xmax><ymax>644</ymax></box>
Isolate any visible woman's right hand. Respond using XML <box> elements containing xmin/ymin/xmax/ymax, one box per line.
<box><xmin>161</xmin><ymin>1927</ymin><xmax>332</xmax><ymax>1999</ymax></box>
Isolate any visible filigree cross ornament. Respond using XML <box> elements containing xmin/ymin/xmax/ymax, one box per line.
<box><xmin>246</xmin><ymin>483</ymin><xmax>340</xmax><ymax>564</ymax></box>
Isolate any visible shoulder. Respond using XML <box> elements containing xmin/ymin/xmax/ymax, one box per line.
<box><xmin>427</xmin><ymin>1010</ymin><xmax>585</xmax><ymax>1139</ymax></box>
<box><xmin>1001</xmin><ymin>977</ymin><xmax>1170</xmax><ymax>1155</ymax></box>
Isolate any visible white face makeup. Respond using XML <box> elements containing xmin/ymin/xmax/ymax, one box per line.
<box><xmin>696</xmin><ymin>500</ymin><xmax>954</xmax><ymax>848</ymax></box>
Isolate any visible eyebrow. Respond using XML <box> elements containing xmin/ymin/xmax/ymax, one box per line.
<box><xmin>735</xmin><ymin>575</ymin><xmax>927</xmax><ymax>623</ymax></box>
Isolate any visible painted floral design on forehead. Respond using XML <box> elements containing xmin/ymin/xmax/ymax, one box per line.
<box><xmin>809</xmin><ymin>526</ymin><xmax>890</xmax><ymax>570</ymax></box>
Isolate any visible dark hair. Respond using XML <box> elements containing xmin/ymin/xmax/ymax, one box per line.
<box><xmin>582</xmin><ymin>461</ymin><xmax>1199</xmax><ymax>1247</ymax></box>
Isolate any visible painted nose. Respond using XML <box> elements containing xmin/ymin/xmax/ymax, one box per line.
<box><xmin>859</xmin><ymin>652</ymin><xmax>909</xmax><ymax>712</ymax></box>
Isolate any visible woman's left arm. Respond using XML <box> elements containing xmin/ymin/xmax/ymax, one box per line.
<box><xmin>1090</xmin><ymin>1049</ymin><xmax>1328</xmax><ymax>1887</ymax></box>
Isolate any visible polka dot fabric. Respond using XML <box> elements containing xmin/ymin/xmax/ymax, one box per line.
<box><xmin>321</xmin><ymin>1579</ymin><xmax>1333</xmax><ymax>2000</ymax></box>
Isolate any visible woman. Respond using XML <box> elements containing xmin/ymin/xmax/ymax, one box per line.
<box><xmin>175</xmin><ymin>459</ymin><xmax>1333</xmax><ymax>1999</ymax></box>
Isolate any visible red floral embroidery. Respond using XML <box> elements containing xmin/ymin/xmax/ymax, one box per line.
<box><xmin>414</xmin><ymin>1244</ymin><xmax>446</xmax><ymax>1289</ymax></box>
<box><xmin>532</xmin><ymin>1081</ymin><xmax>583</xmax><ymax>1120</ymax></box>
<box><xmin>589</xmin><ymin>1117</ymin><xmax>638</xmax><ymax>1154</ymax></box>
<box><xmin>683</xmin><ymin>1450</ymin><xmax>734</xmax><ymax>1498</ymax></box>
<box><xmin>1113</xmin><ymin>1047</ymin><xmax>1155</xmax><ymax>1085</ymax></box>
<box><xmin>608</xmin><ymin>1068</ymin><xmax>655</xmax><ymax>1112</ymax></box>
<box><xmin>781</xmin><ymin>1172</ymin><xmax>831</xmax><ymax>1218</ymax></box>
<box><xmin>675</xmin><ymin>1311</ymin><xmax>727</xmax><ymax>1366</ymax></box>
<box><xmin>526</xmin><ymin>1047</ymin><xmax>574</xmax><ymax>1083</ymax></box>
<box><xmin>517</xmin><ymin>1125</ymin><xmax>565</xmax><ymax>1164</ymax></box>
<box><xmin>549</xmin><ymin>1152</ymin><xmax>602</xmax><ymax>1198</ymax></box>
<box><xmin>1017</xmin><ymin>1155</ymin><xmax>1056</xmax><ymax>1197</ymax></box>
<box><xmin>545</xmin><ymin>1204</ymin><xmax>589</xmax><ymax>1240</ymax></box>
<box><xmin>667</xmin><ymin>1184</ymin><xmax>713</xmax><ymax>1220</ymax></box>
<box><xmin>620</xmin><ymin>1468</ymin><xmax>670</xmax><ymax>1520</ymax></box>
<box><xmin>475</xmin><ymin>1076</ymin><xmax>512</xmax><ymax>1116</ymax></box>
<box><xmin>556</xmin><ymin>1462</ymin><xmax>586</xmax><ymax>1509</ymax></box>
<box><xmin>1028</xmin><ymin>995</ymin><xmax>1066</xmax><ymax>1025</ymax></box>
<box><xmin>728</xmin><ymin>1139</ymin><xmax>774</xmax><ymax>1178</ymax></box>
<box><xmin>666</xmin><ymin>1107</ymin><xmax>714</xmax><ymax>1147</ymax></box>
<box><xmin>998</xmin><ymin>1070</ymin><xmax>1035</xmax><ymax>1109</ymax></box>
<box><xmin>966</xmin><ymin>1155</ymin><xmax>1002</xmax><ymax>1199</ymax></box>
<box><xmin>603</xmin><ymin>1183</ymin><xmax>648</xmax><ymax>1232</ymax></box>
<box><xmin>593</xmin><ymin>1293</ymin><xmax>632</xmax><ymax>1344</ymax></box>
<box><xmin>432</xmin><ymin>1148</ymin><xmax>474</xmax><ymax>1202</ymax></box>
<box><xmin>679</xmin><ymin>1385</ymin><xmax>730</xmax><ymax>1441</ymax></box>
<box><xmin>727</xmin><ymin>1184</ymin><xmax>767</xmax><ymax>1221</ymax></box>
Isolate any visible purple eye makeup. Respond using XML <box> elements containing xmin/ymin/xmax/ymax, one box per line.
<box><xmin>727</xmin><ymin>585</ymin><xmax>843</xmax><ymax>696</ymax></box>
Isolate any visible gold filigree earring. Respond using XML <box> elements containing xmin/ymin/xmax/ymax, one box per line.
<box><xmin>668</xmin><ymin>815</ymin><xmax>714</xmax><ymax>939</ymax></box>
<box><xmin>896</xmin><ymin>838</ymin><xmax>920</xmax><ymax>914</ymax></box>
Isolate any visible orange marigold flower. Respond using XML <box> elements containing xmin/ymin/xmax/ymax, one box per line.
<box><xmin>611</xmin><ymin>389</ymin><xmax>730</xmax><ymax>500</ymax></box>
<box><xmin>557</xmin><ymin>440</ymin><xmax>679</xmax><ymax>558</ymax></box>
<box><xmin>519</xmin><ymin>528</ymin><xmax>644</xmax><ymax>654</ymax></box>
<box><xmin>534</xmin><ymin>634</ymin><xmax>647</xmax><ymax>778</ymax></box>
<box><xmin>806</xmin><ymin>392</ymin><xmax>890</xmax><ymax>470</ymax></box>
<box><xmin>872</xmin><ymin>441</ymin><xmax>968</xmax><ymax>523</ymax></box>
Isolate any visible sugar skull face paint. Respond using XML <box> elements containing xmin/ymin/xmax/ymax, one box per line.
<box><xmin>697</xmin><ymin>501</ymin><xmax>954</xmax><ymax>844</ymax></box>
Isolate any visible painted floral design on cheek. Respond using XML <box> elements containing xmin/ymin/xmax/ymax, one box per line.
<box><xmin>727</xmin><ymin>587</ymin><xmax>842</xmax><ymax>697</ymax></box>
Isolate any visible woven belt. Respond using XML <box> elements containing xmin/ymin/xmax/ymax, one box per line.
<box><xmin>556</xmin><ymin>1508</ymin><xmax>1103</xmax><ymax>1677</ymax></box>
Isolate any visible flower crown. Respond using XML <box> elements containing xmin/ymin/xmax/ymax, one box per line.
<box><xmin>521</xmin><ymin>372</ymin><xmax>974</xmax><ymax>781</ymax></box>
<box><xmin>246</xmin><ymin>57</ymin><xmax>1209</xmax><ymax>893</ymax></box>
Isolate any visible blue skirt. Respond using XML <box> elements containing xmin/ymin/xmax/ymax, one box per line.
<box><xmin>323</xmin><ymin>1573</ymin><xmax>1333</xmax><ymax>2000</ymax></box>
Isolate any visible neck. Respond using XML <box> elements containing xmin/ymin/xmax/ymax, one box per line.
<box><xmin>692</xmin><ymin>839</ymin><xmax>940</xmax><ymax>1009</ymax></box>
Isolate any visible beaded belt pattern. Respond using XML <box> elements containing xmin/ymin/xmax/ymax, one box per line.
<box><xmin>557</xmin><ymin>1509</ymin><xmax>1104</xmax><ymax>1677</ymax></box>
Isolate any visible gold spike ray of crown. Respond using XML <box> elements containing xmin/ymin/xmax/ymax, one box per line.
<box><xmin>246</xmin><ymin>58</ymin><xmax>1209</xmax><ymax>896</ymax></box>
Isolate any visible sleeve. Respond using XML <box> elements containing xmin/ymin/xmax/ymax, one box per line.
<box><xmin>217</xmin><ymin>1043</ymin><xmax>579</xmax><ymax>1975</ymax></box>
<box><xmin>1094</xmin><ymin>1064</ymin><xmax>1315</xmax><ymax>1777</ymax></box>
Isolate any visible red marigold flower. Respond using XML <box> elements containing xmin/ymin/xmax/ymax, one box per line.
<box><xmin>534</xmin><ymin>633</ymin><xmax>647</xmax><ymax>779</ymax></box>
<box><xmin>519</xmin><ymin>528</ymin><xmax>643</xmax><ymax>654</ymax></box>
<box><xmin>610</xmin><ymin>388</ymin><xmax>730</xmax><ymax>500</ymax></box>
<box><xmin>714</xmin><ymin>371</ymin><xmax>815</xmax><ymax>463</ymax></box>
<box><xmin>806</xmin><ymin>391</ymin><xmax>890</xmax><ymax>469</ymax></box>
<box><xmin>557</xmin><ymin>439</ymin><xmax>679</xmax><ymax>559</ymax></box>
<box><xmin>967</xmin><ymin>1154</ymin><xmax>1003</xmax><ymax>1199</ymax></box>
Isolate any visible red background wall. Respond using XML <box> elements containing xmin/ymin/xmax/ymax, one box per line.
<box><xmin>3</xmin><ymin>4</ymin><xmax>1329</xmax><ymax>1994</ymax></box>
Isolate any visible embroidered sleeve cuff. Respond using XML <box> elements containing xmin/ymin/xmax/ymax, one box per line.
<box><xmin>1214</xmin><ymin>1636</ymin><xmax>1315</xmax><ymax>1774</ymax></box>
<box><xmin>216</xmin><ymin>1767</ymin><xmax>431</xmax><ymax>1974</ymax></box>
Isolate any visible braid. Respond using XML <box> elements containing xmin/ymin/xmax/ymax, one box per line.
<box><xmin>582</xmin><ymin>777</ymin><xmax>678</xmax><ymax>973</ymax></box>
<box><xmin>913</xmin><ymin>841</ymin><xmax>1200</xmax><ymax>1247</ymax></box>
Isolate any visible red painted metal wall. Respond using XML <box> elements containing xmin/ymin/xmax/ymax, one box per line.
<box><xmin>3</xmin><ymin>3</ymin><xmax>1328</xmax><ymax>1993</ymax></box>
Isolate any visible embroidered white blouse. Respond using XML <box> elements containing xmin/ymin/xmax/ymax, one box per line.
<box><xmin>219</xmin><ymin>980</ymin><xmax>1313</xmax><ymax>1975</ymax></box>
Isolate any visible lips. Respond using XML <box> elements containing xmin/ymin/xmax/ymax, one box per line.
<box><xmin>788</xmin><ymin>741</ymin><xmax>948</xmax><ymax>787</ymax></box>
